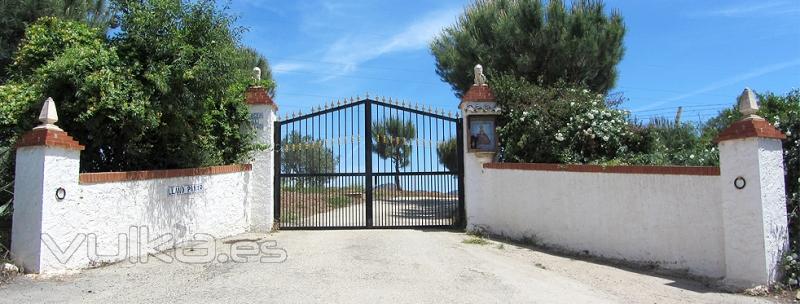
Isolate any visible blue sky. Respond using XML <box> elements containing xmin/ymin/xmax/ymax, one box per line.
<box><xmin>231</xmin><ymin>0</ymin><xmax>800</xmax><ymax>122</ymax></box>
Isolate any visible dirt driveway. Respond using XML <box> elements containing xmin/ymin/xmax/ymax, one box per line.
<box><xmin>0</xmin><ymin>230</ymin><xmax>773</xmax><ymax>304</ymax></box>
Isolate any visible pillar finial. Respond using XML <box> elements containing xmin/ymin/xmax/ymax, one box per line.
<box><xmin>34</xmin><ymin>97</ymin><xmax>62</xmax><ymax>131</ymax></box>
<box><xmin>738</xmin><ymin>87</ymin><xmax>761</xmax><ymax>120</ymax></box>
<box><xmin>252</xmin><ymin>67</ymin><xmax>262</xmax><ymax>84</ymax></box>
<box><xmin>474</xmin><ymin>64</ymin><xmax>487</xmax><ymax>86</ymax></box>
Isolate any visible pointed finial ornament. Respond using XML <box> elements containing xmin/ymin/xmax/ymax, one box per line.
<box><xmin>365</xmin><ymin>92</ymin><xmax>370</xmax><ymax>99</ymax></box>
<box><xmin>738</xmin><ymin>87</ymin><xmax>761</xmax><ymax>120</ymax></box>
<box><xmin>35</xmin><ymin>97</ymin><xmax>62</xmax><ymax>131</ymax></box>
<box><xmin>474</xmin><ymin>64</ymin><xmax>487</xmax><ymax>86</ymax></box>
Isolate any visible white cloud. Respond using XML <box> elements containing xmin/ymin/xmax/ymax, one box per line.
<box><xmin>272</xmin><ymin>62</ymin><xmax>313</xmax><ymax>75</ymax></box>
<box><xmin>317</xmin><ymin>8</ymin><xmax>460</xmax><ymax>80</ymax></box>
<box><xmin>697</xmin><ymin>1</ymin><xmax>800</xmax><ymax>17</ymax></box>
<box><xmin>636</xmin><ymin>58</ymin><xmax>800</xmax><ymax>111</ymax></box>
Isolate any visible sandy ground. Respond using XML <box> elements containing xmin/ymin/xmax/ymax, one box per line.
<box><xmin>0</xmin><ymin>230</ymin><xmax>776</xmax><ymax>304</ymax></box>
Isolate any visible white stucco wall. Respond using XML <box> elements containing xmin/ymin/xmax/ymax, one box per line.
<box><xmin>468</xmin><ymin>167</ymin><xmax>727</xmax><ymax>278</ymax></box>
<box><xmin>719</xmin><ymin>137</ymin><xmax>789</xmax><ymax>286</ymax></box>
<box><xmin>31</xmin><ymin>170</ymin><xmax>253</xmax><ymax>272</ymax></box>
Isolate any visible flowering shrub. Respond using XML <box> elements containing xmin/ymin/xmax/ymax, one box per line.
<box><xmin>784</xmin><ymin>245</ymin><xmax>800</xmax><ymax>288</ymax></box>
<box><xmin>758</xmin><ymin>90</ymin><xmax>800</xmax><ymax>249</ymax></box>
<box><xmin>494</xmin><ymin>76</ymin><xmax>642</xmax><ymax>163</ymax></box>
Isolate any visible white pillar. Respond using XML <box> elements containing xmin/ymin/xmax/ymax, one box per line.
<box><xmin>461</xmin><ymin>64</ymin><xmax>501</xmax><ymax>232</ymax></box>
<box><xmin>717</xmin><ymin>88</ymin><xmax>789</xmax><ymax>288</ymax></box>
<box><xmin>245</xmin><ymin>85</ymin><xmax>277</xmax><ymax>232</ymax></box>
<box><xmin>11</xmin><ymin>98</ymin><xmax>83</xmax><ymax>273</ymax></box>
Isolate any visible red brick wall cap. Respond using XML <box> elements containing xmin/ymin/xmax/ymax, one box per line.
<box><xmin>245</xmin><ymin>86</ymin><xmax>277</xmax><ymax>109</ymax></box>
<box><xmin>16</xmin><ymin>128</ymin><xmax>85</xmax><ymax>151</ymax></box>
<box><xmin>484</xmin><ymin>162</ymin><xmax>720</xmax><ymax>176</ymax></box>
<box><xmin>714</xmin><ymin>118</ymin><xmax>786</xmax><ymax>143</ymax></box>
<box><xmin>79</xmin><ymin>164</ymin><xmax>252</xmax><ymax>184</ymax></box>
<box><xmin>461</xmin><ymin>85</ymin><xmax>495</xmax><ymax>103</ymax></box>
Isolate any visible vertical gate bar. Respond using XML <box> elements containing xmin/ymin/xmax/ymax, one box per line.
<box><xmin>349</xmin><ymin>104</ymin><xmax>354</xmax><ymax>226</ymax></box>
<box><xmin>326</xmin><ymin>142</ymin><xmax>331</xmax><ymax>228</ymax></box>
<box><xmin>289</xmin><ymin>119</ymin><xmax>296</xmax><ymax>227</ymax></box>
<box><xmin>306</xmin><ymin>112</ymin><xmax>319</xmax><ymax>227</ymax></box>
<box><xmin>305</xmin><ymin>120</ymin><xmax>310</xmax><ymax>228</ymax></box>
<box><xmin>357</xmin><ymin>103</ymin><xmax>361</xmax><ymax>172</ymax></box>
<box><xmin>326</xmin><ymin>110</ymin><xmax>331</xmax><ymax>227</ymax></box>
<box><xmin>317</xmin><ymin>113</ymin><xmax>322</xmax><ymax>228</ymax></box>
<box><xmin>274</xmin><ymin>121</ymin><xmax>282</xmax><ymax>225</ymax></box>
<box><xmin>456</xmin><ymin>120</ymin><xmax>466</xmax><ymax>228</ymax></box>
<box><xmin>338</xmin><ymin>106</ymin><xmax>343</xmax><ymax>227</ymax></box>
<box><xmin>364</xmin><ymin>99</ymin><xmax>374</xmax><ymax>227</ymax></box>
<box><xmin>435</xmin><ymin>117</ymin><xmax>441</xmax><ymax>226</ymax></box>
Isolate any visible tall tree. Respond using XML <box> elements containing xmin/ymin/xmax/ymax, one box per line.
<box><xmin>430</xmin><ymin>0</ymin><xmax>625</xmax><ymax>98</ymax></box>
<box><xmin>437</xmin><ymin>138</ymin><xmax>459</xmax><ymax>172</ymax></box>
<box><xmin>281</xmin><ymin>131</ymin><xmax>338</xmax><ymax>188</ymax></box>
<box><xmin>372</xmin><ymin>118</ymin><xmax>416</xmax><ymax>190</ymax></box>
<box><xmin>1</xmin><ymin>0</ymin><xmax>277</xmax><ymax>173</ymax></box>
<box><xmin>0</xmin><ymin>0</ymin><xmax>115</xmax><ymax>82</ymax></box>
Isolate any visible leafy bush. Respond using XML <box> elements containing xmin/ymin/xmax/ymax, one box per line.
<box><xmin>1</xmin><ymin>1</ymin><xmax>277</xmax><ymax>173</ymax></box>
<box><xmin>623</xmin><ymin>118</ymin><xmax>718</xmax><ymax>166</ymax></box>
<box><xmin>327</xmin><ymin>196</ymin><xmax>352</xmax><ymax>208</ymax></box>
<box><xmin>494</xmin><ymin>76</ymin><xmax>642</xmax><ymax>163</ymax></box>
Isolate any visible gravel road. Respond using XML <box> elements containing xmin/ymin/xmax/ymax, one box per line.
<box><xmin>0</xmin><ymin>230</ymin><xmax>774</xmax><ymax>303</ymax></box>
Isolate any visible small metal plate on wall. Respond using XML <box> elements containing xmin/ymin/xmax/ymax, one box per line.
<box><xmin>734</xmin><ymin>177</ymin><xmax>746</xmax><ymax>190</ymax></box>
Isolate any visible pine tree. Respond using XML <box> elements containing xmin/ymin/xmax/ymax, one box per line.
<box><xmin>431</xmin><ymin>0</ymin><xmax>625</xmax><ymax>97</ymax></box>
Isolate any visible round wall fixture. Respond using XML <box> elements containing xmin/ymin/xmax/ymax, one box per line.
<box><xmin>55</xmin><ymin>187</ymin><xmax>66</xmax><ymax>200</ymax></box>
<box><xmin>734</xmin><ymin>177</ymin><xmax>746</xmax><ymax>190</ymax></box>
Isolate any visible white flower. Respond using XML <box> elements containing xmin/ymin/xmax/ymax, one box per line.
<box><xmin>555</xmin><ymin>133</ymin><xmax>565</xmax><ymax>142</ymax></box>
<box><xmin>786</xmin><ymin>130</ymin><xmax>792</xmax><ymax>136</ymax></box>
<box><xmin>602</xmin><ymin>135</ymin><xmax>609</xmax><ymax>141</ymax></box>
<box><xmin>570</xmin><ymin>102</ymin><xmax>575</xmax><ymax>106</ymax></box>
<box><xmin>534</xmin><ymin>120</ymin><xmax>540</xmax><ymax>126</ymax></box>
<box><xmin>587</xmin><ymin>113</ymin><xmax>595</xmax><ymax>119</ymax></box>
<box><xmin>690</xmin><ymin>154</ymin><xmax>695</xmax><ymax>159</ymax></box>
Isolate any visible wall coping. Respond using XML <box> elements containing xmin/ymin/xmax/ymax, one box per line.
<box><xmin>714</xmin><ymin>118</ymin><xmax>786</xmax><ymax>143</ymax></box>
<box><xmin>16</xmin><ymin>128</ymin><xmax>85</xmax><ymax>151</ymax></box>
<box><xmin>79</xmin><ymin>164</ymin><xmax>252</xmax><ymax>184</ymax></box>
<box><xmin>484</xmin><ymin>163</ymin><xmax>720</xmax><ymax>176</ymax></box>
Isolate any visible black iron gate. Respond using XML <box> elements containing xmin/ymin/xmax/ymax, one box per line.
<box><xmin>274</xmin><ymin>97</ymin><xmax>465</xmax><ymax>229</ymax></box>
